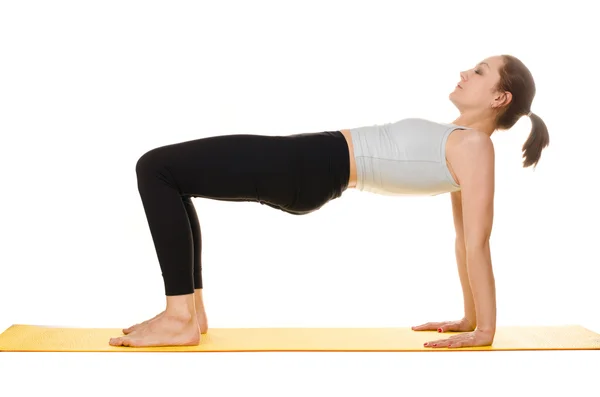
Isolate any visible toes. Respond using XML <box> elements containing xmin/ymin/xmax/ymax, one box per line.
<box><xmin>122</xmin><ymin>326</ymin><xmax>136</xmax><ymax>335</ymax></box>
<box><xmin>110</xmin><ymin>336</ymin><xmax>134</xmax><ymax>347</ymax></box>
<box><xmin>123</xmin><ymin>324</ymin><xmax>141</xmax><ymax>334</ymax></box>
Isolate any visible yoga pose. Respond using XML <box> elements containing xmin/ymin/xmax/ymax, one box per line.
<box><xmin>110</xmin><ymin>54</ymin><xmax>549</xmax><ymax>348</ymax></box>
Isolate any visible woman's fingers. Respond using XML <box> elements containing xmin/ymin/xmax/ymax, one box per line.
<box><xmin>423</xmin><ymin>331</ymin><xmax>493</xmax><ymax>349</ymax></box>
<box><xmin>412</xmin><ymin>320</ymin><xmax>466</xmax><ymax>332</ymax></box>
<box><xmin>438</xmin><ymin>323</ymin><xmax>459</xmax><ymax>332</ymax></box>
<box><xmin>424</xmin><ymin>335</ymin><xmax>464</xmax><ymax>348</ymax></box>
<box><xmin>411</xmin><ymin>322</ymin><xmax>442</xmax><ymax>331</ymax></box>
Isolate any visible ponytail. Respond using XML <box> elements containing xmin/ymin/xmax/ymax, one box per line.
<box><xmin>522</xmin><ymin>112</ymin><xmax>550</xmax><ymax>169</ymax></box>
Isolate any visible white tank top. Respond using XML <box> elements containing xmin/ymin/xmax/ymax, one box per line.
<box><xmin>348</xmin><ymin>118</ymin><xmax>471</xmax><ymax>196</ymax></box>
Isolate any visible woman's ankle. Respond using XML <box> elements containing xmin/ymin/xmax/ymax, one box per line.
<box><xmin>194</xmin><ymin>288</ymin><xmax>204</xmax><ymax>307</ymax></box>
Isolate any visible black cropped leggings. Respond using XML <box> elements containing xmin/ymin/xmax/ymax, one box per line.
<box><xmin>135</xmin><ymin>130</ymin><xmax>350</xmax><ymax>296</ymax></box>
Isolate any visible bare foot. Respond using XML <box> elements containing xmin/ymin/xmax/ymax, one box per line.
<box><xmin>122</xmin><ymin>311</ymin><xmax>165</xmax><ymax>334</ymax></box>
<box><xmin>197</xmin><ymin>309</ymin><xmax>208</xmax><ymax>334</ymax></box>
<box><xmin>110</xmin><ymin>313</ymin><xmax>200</xmax><ymax>347</ymax></box>
<box><xmin>123</xmin><ymin>309</ymin><xmax>209</xmax><ymax>335</ymax></box>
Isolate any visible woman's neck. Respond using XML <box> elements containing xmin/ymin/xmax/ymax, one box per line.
<box><xmin>451</xmin><ymin>114</ymin><xmax>496</xmax><ymax>137</ymax></box>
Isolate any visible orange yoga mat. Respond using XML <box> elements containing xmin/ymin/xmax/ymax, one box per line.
<box><xmin>1</xmin><ymin>324</ymin><xmax>599</xmax><ymax>352</ymax></box>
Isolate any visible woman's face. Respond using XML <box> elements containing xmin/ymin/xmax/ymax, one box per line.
<box><xmin>449</xmin><ymin>55</ymin><xmax>511</xmax><ymax>114</ymax></box>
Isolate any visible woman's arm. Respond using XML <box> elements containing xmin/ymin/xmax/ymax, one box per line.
<box><xmin>452</xmin><ymin>133</ymin><xmax>497</xmax><ymax>335</ymax></box>
<box><xmin>450</xmin><ymin>191</ymin><xmax>477</xmax><ymax>327</ymax></box>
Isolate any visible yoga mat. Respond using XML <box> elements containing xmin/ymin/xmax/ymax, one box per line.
<box><xmin>1</xmin><ymin>324</ymin><xmax>599</xmax><ymax>352</ymax></box>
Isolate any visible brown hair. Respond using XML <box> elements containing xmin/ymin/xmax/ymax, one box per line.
<box><xmin>494</xmin><ymin>55</ymin><xmax>550</xmax><ymax>169</ymax></box>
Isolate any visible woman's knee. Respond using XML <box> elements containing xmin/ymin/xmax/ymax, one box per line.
<box><xmin>135</xmin><ymin>147</ymin><xmax>179</xmax><ymax>193</ymax></box>
<box><xmin>136</xmin><ymin>147</ymin><xmax>166</xmax><ymax>177</ymax></box>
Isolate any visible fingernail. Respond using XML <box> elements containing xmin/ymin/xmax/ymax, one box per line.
<box><xmin>438</xmin><ymin>328</ymin><xmax>442</xmax><ymax>332</ymax></box>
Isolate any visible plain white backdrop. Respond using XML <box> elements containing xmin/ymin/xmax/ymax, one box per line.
<box><xmin>1</xmin><ymin>0</ymin><xmax>598</xmax><ymax>395</ymax></box>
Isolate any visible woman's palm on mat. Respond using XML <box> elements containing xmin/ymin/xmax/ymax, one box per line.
<box><xmin>411</xmin><ymin>318</ymin><xmax>494</xmax><ymax>348</ymax></box>
<box><xmin>412</xmin><ymin>318</ymin><xmax>475</xmax><ymax>333</ymax></box>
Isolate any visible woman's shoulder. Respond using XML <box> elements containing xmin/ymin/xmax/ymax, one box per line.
<box><xmin>447</xmin><ymin>128</ymin><xmax>494</xmax><ymax>181</ymax></box>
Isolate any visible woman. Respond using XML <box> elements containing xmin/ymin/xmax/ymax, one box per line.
<box><xmin>109</xmin><ymin>54</ymin><xmax>550</xmax><ymax>348</ymax></box>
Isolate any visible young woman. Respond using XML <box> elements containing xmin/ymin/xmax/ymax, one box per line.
<box><xmin>110</xmin><ymin>54</ymin><xmax>549</xmax><ymax>348</ymax></box>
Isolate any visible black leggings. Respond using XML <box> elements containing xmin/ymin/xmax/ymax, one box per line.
<box><xmin>135</xmin><ymin>130</ymin><xmax>350</xmax><ymax>296</ymax></box>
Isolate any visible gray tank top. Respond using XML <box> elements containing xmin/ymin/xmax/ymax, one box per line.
<box><xmin>348</xmin><ymin>118</ymin><xmax>472</xmax><ymax>196</ymax></box>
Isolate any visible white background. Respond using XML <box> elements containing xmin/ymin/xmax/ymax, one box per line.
<box><xmin>1</xmin><ymin>0</ymin><xmax>598</xmax><ymax>395</ymax></box>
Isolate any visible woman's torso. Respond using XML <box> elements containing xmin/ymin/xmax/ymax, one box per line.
<box><xmin>340</xmin><ymin>120</ymin><xmax>467</xmax><ymax>191</ymax></box>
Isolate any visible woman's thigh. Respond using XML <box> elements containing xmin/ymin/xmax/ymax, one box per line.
<box><xmin>138</xmin><ymin>133</ymin><xmax>298</xmax><ymax>209</ymax></box>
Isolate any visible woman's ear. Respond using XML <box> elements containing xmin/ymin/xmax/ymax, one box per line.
<box><xmin>492</xmin><ymin>90</ymin><xmax>512</xmax><ymax>109</ymax></box>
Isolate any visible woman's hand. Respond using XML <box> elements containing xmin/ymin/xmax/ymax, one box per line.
<box><xmin>412</xmin><ymin>318</ymin><xmax>493</xmax><ymax>348</ymax></box>
<box><xmin>412</xmin><ymin>318</ymin><xmax>476</xmax><ymax>333</ymax></box>
<box><xmin>423</xmin><ymin>329</ymin><xmax>495</xmax><ymax>349</ymax></box>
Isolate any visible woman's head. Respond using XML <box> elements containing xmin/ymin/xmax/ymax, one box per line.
<box><xmin>449</xmin><ymin>54</ymin><xmax>549</xmax><ymax>168</ymax></box>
